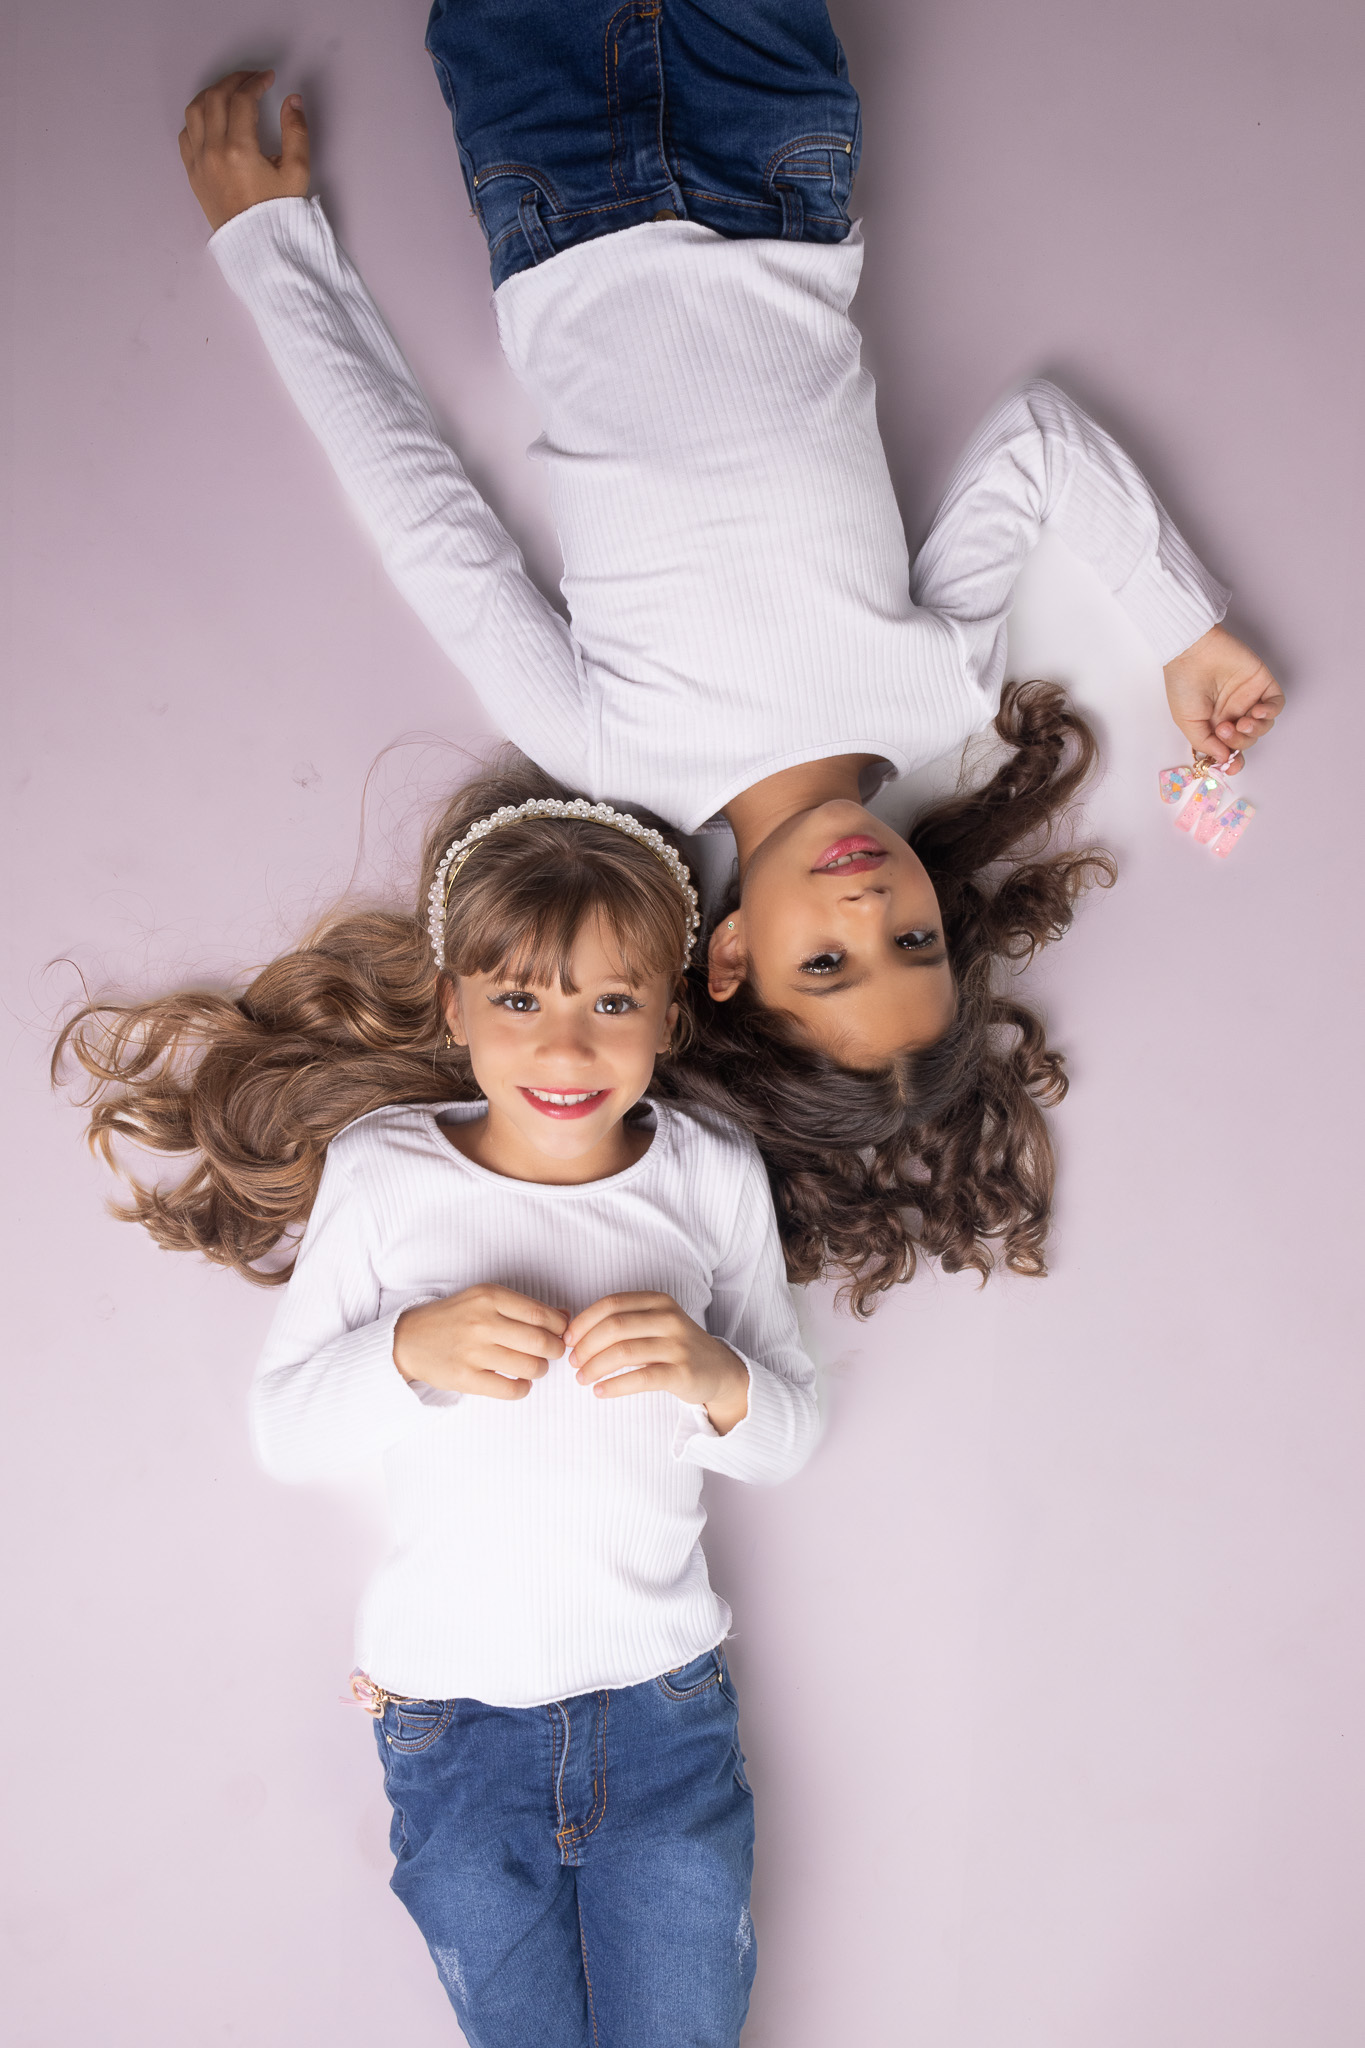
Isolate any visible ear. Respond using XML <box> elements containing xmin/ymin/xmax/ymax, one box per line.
<box><xmin>440</xmin><ymin>978</ymin><xmax>469</xmax><ymax>1047</ymax></box>
<box><xmin>706</xmin><ymin>915</ymin><xmax>747</xmax><ymax>1003</ymax></box>
<box><xmin>656</xmin><ymin>997</ymin><xmax>681</xmax><ymax>1055</ymax></box>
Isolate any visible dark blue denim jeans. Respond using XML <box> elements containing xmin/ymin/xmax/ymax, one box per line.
<box><xmin>375</xmin><ymin>1646</ymin><xmax>756</xmax><ymax>2048</ymax></box>
<box><xmin>425</xmin><ymin>0</ymin><xmax>861</xmax><ymax>286</ymax></box>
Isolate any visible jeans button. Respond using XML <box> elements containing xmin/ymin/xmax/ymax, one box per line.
<box><xmin>652</xmin><ymin>207</ymin><xmax>678</xmax><ymax>221</ymax></box>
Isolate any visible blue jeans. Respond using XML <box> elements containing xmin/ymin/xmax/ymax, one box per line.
<box><xmin>375</xmin><ymin>1646</ymin><xmax>757</xmax><ymax>2047</ymax></box>
<box><xmin>425</xmin><ymin>0</ymin><xmax>861</xmax><ymax>287</ymax></box>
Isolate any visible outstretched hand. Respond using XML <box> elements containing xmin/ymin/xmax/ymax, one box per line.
<box><xmin>1163</xmin><ymin>624</ymin><xmax>1284</xmax><ymax>775</ymax></box>
<box><xmin>565</xmin><ymin>1292</ymin><xmax>751</xmax><ymax>1435</ymax></box>
<box><xmin>179</xmin><ymin>68</ymin><xmax>309</xmax><ymax>232</ymax></box>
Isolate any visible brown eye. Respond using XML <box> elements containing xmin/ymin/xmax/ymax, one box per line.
<box><xmin>491</xmin><ymin>990</ymin><xmax>540</xmax><ymax>1013</ymax></box>
<box><xmin>895</xmin><ymin>931</ymin><xmax>937</xmax><ymax>951</ymax></box>
<box><xmin>595</xmin><ymin>994</ymin><xmax>643</xmax><ymax>1015</ymax></box>
<box><xmin>800</xmin><ymin>951</ymin><xmax>845</xmax><ymax>975</ymax></box>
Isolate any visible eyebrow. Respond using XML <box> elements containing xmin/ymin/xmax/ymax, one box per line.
<box><xmin>789</xmin><ymin>949</ymin><xmax>948</xmax><ymax>1000</ymax></box>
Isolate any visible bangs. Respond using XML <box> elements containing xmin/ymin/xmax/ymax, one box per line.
<box><xmin>439</xmin><ymin>821</ymin><xmax>687</xmax><ymax>990</ymax></box>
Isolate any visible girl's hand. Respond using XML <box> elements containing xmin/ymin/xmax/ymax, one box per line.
<box><xmin>179</xmin><ymin>69</ymin><xmax>309</xmax><ymax>232</ymax></box>
<box><xmin>565</xmin><ymin>1293</ymin><xmax>751</xmax><ymax>1435</ymax></box>
<box><xmin>393</xmin><ymin>1286</ymin><xmax>568</xmax><ymax>1400</ymax></box>
<box><xmin>1163</xmin><ymin>624</ymin><xmax>1284</xmax><ymax>774</ymax></box>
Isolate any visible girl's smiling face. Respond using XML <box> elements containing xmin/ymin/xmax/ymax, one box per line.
<box><xmin>442</xmin><ymin>913</ymin><xmax>679</xmax><ymax>1184</ymax></box>
<box><xmin>707</xmin><ymin>800</ymin><xmax>956</xmax><ymax>1067</ymax></box>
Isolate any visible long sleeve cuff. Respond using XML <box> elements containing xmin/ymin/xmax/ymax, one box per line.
<box><xmin>209</xmin><ymin>195</ymin><xmax>325</xmax><ymax>294</ymax></box>
<box><xmin>251</xmin><ymin>1307</ymin><xmax>432</xmax><ymax>1483</ymax></box>
<box><xmin>1110</xmin><ymin>523</ymin><xmax>1231</xmax><ymax>664</ymax></box>
<box><xmin>673</xmin><ymin>1351</ymin><xmax>820</xmax><ymax>1485</ymax></box>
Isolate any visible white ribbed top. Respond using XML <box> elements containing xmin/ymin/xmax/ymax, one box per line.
<box><xmin>211</xmin><ymin>198</ymin><xmax>1229</xmax><ymax>834</ymax></box>
<box><xmin>252</xmin><ymin>1101</ymin><xmax>818</xmax><ymax>1708</ymax></box>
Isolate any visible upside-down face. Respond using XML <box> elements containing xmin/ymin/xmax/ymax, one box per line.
<box><xmin>708</xmin><ymin>800</ymin><xmax>956</xmax><ymax>1067</ymax></box>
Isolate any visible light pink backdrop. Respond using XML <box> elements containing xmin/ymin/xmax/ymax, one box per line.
<box><xmin>4</xmin><ymin>2</ymin><xmax>1362</xmax><ymax>2042</ymax></box>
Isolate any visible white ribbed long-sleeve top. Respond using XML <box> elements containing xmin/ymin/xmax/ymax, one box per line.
<box><xmin>252</xmin><ymin>1100</ymin><xmax>818</xmax><ymax>1708</ymax></box>
<box><xmin>211</xmin><ymin>199</ymin><xmax>1229</xmax><ymax>834</ymax></box>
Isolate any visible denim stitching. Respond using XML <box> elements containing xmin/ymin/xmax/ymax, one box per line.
<box><xmin>678</xmin><ymin>186</ymin><xmax>845</xmax><ymax>225</ymax></box>
<box><xmin>646</xmin><ymin>4</ymin><xmax>673</xmax><ymax>202</ymax></box>
<box><xmin>556</xmin><ymin>1692</ymin><xmax>610</xmax><ymax>1852</ymax></box>
<box><xmin>604</xmin><ymin>2</ymin><xmax>664</xmax><ymax>201</ymax></box>
<box><xmin>490</xmin><ymin>191</ymin><xmax>677</xmax><ymax>251</ymax></box>
<box><xmin>578</xmin><ymin>1889</ymin><xmax>602</xmax><ymax>2048</ymax></box>
<box><xmin>473</xmin><ymin>159</ymin><xmax>566</xmax><ymax>208</ymax></box>
<box><xmin>655</xmin><ymin>1648</ymin><xmax>724</xmax><ymax>1701</ymax></box>
<box><xmin>549</xmin><ymin>1702</ymin><xmax>573</xmax><ymax>1859</ymax></box>
<box><xmin>385</xmin><ymin>1699</ymin><xmax>455</xmax><ymax>1753</ymax></box>
<box><xmin>762</xmin><ymin>131</ymin><xmax>856</xmax><ymax>183</ymax></box>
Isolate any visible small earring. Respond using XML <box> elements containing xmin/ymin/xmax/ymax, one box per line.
<box><xmin>443</xmin><ymin>1029</ymin><xmax>454</xmax><ymax>1050</ymax></box>
<box><xmin>726</xmin><ymin>920</ymin><xmax>735</xmax><ymax>930</ymax></box>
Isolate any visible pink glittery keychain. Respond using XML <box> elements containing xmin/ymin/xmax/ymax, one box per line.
<box><xmin>1159</xmin><ymin>750</ymin><xmax>1256</xmax><ymax>857</ymax></box>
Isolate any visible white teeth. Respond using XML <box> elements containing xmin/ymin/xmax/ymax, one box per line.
<box><xmin>526</xmin><ymin>1089</ymin><xmax>600</xmax><ymax>1105</ymax></box>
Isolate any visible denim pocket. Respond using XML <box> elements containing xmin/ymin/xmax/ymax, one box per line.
<box><xmin>383</xmin><ymin>1697</ymin><xmax>456</xmax><ymax>1754</ymax></box>
<box><xmin>655</xmin><ymin>1647</ymin><xmax>724</xmax><ymax>1701</ymax></box>
<box><xmin>766</xmin><ymin>131</ymin><xmax>858</xmax><ymax>234</ymax></box>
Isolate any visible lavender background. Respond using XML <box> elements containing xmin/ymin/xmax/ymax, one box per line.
<box><xmin>4</xmin><ymin>2</ymin><xmax>1363</xmax><ymax>2042</ymax></box>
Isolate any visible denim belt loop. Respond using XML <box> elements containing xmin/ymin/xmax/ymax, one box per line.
<box><xmin>776</xmin><ymin>181</ymin><xmax>805</xmax><ymax>239</ymax></box>
<box><xmin>518</xmin><ymin>189</ymin><xmax>556</xmax><ymax>265</ymax></box>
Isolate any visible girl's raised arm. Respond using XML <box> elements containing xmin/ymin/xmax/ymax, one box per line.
<box><xmin>911</xmin><ymin>378</ymin><xmax>1282</xmax><ymax>773</ymax></box>
<box><xmin>180</xmin><ymin>70</ymin><xmax>591</xmax><ymax>783</ymax></box>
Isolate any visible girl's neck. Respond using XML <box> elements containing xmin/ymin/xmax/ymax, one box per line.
<box><xmin>445</xmin><ymin>1103</ymin><xmax>655</xmax><ymax>1186</ymax></box>
<box><xmin>722</xmin><ymin>755</ymin><xmax>878</xmax><ymax>869</ymax></box>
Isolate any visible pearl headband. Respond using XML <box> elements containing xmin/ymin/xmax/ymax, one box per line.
<box><xmin>427</xmin><ymin>797</ymin><xmax>701</xmax><ymax>972</ymax></box>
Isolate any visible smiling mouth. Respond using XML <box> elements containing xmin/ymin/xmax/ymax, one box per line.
<box><xmin>518</xmin><ymin>1087</ymin><xmax>610</xmax><ymax>1120</ymax></box>
<box><xmin>811</xmin><ymin>835</ymin><xmax>888</xmax><ymax>875</ymax></box>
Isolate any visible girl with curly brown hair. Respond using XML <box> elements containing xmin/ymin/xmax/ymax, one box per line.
<box><xmin>174</xmin><ymin>5</ymin><xmax>1283</xmax><ymax>1314</ymax></box>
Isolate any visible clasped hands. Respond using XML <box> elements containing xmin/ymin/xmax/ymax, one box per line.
<box><xmin>394</xmin><ymin>1285</ymin><xmax>750</xmax><ymax>1436</ymax></box>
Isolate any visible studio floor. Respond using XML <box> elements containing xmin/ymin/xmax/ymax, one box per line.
<box><xmin>4</xmin><ymin>3</ymin><xmax>1363</xmax><ymax>2043</ymax></box>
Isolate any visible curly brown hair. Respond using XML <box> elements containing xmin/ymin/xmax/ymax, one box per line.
<box><xmin>53</xmin><ymin>756</ymin><xmax>693</xmax><ymax>1283</ymax></box>
<box><xmin>653</xmin><ymin>681</ymin><xmax>1118</xmax><ymax>1314</ymax></box>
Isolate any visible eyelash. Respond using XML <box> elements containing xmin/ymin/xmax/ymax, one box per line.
<box><xmin>488</xmin><ymin>991</ymin><xmax>643</xmax><ymax>1014</ymax></box>
<box><xmin>798</xmin><ymin>933</ymin><xmax>937</xmax><ymax>974</ymax></box>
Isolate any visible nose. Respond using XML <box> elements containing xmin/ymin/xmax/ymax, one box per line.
<box><xmin>534</xmin><ymin>1013</ymin><xmax>597</xmax><ymax>1068</ymax></box>
<box><xmin>836</xmin><ymin>880</ymin><xmax>891</xmax><ymax>910</ymax></box>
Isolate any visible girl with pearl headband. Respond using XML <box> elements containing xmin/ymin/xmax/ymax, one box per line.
<box><xmin>176</xmin><ymin>3</ymin><xmax>1283</xmax><ymax>1313</ymax></box>
<box><xmin>57</xmin><ymin>756</ymin><xmax>816</xmax><ymax>2047</ymax></box>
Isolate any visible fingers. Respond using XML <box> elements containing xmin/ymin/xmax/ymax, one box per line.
<box><xmin>481</xmin><ymin>1339</ymin><xmax>552</xmax><ymax>1377</ymax></box>
<box><xmin>1214</xmin><ymin>695</ymin><xmax>1281</xmax><ymax>751</ymax></box>
<box><xmin>278</xmin><ymin>93</ymin><xmax>310</xmax><ymax>180</ymax></box>
<box><xmin>226</xmin><ymin>68</ymin><xmax>275</xmax><ymax>148</ymax></box>
<box><xmin>463</xmin><ymin>1366</ymin><xmax>536</xmax><ymax>1401</ymax></box>
<box><xmin>586</xmin><ymin>1364</ymin><xmax>672</xmax><ymax>1402</ymax></box>
<box><xmin>565</xmin><ymin>1291</ymin><xmax>672</xmax><ymax>1352</ymax></box>
<box><xmin>185</xmin><ymin>69</ymin><xmax>265</xmax><ymax>147</ymax></box>
<box><xmin>570</xmin><ymin>1309</ymin><xmax>682</xmax><ymax>1384</ymax></box>
<box><xmin>478</xmin><ymin>1286</ymin><xmax>569</xmax><ymax>1350</ymax></box>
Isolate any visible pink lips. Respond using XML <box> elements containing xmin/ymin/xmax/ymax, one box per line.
<box><xmin>518</xmin><ymin>1087</ymin><xmax>609</xmax><ymax>1121</ymax></box>
<box><xmin>811</xmin><ymin>834</ymin><xmax>888</xmax><ymax>875</ymax></box>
